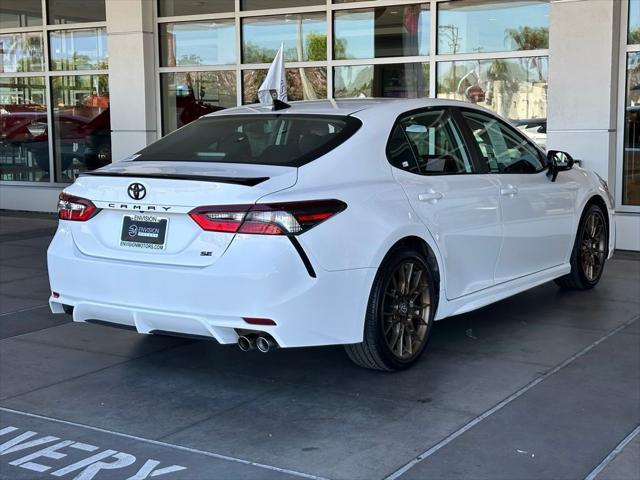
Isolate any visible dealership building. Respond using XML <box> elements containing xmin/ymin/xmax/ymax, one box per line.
<box><xmin>0</xmin><ymin>0</ymin><xmax>638</xmax><ymax>250</ymax></box>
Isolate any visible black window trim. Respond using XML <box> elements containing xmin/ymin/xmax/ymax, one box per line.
<box><xmin>385</xmin><ymin>106</ymin><xmax>486</xmax><ymax>176</ymax></box>
<box><xmin>455</xmin><ymin>106</ymin><xmax>548</xmax><ymax>175</ymax></box>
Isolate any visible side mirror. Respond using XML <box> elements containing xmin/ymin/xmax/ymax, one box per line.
<box><xmin>546</xmin><ymin>150</ymin><xmax>574</xmax><ymax>182</ymax></box>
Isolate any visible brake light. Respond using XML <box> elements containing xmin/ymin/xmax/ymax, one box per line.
<box><xmin>189</xmin><ymin>200</ymin><xmax>346</xmax><ymax>235</ymax></box>
<box><xmin>57</xmin><ymin>193</ymin><xmax>98</xmax><ymax>221</ymax></box>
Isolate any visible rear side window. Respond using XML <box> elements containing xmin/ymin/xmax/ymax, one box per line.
<box><xmin>135</xmin><ymin>114</ymin><xmax>362</xmax><ymax>167</ymax></box>
<box><xmin>387</xmin><ymin>124</ymin><xmax>420</xmax><ymax>173</ymax></box>
<box><xmin>387</xmin><ymin>108</ymin><xmax>473</xmax><ymax>175</ymax></box>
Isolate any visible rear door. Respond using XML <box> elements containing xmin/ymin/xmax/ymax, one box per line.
<box><xmin>389</xmin><ymin>107</ymin><xmax>502</xmax><ymax>299</ymax></box>
<box><xmin>459</xmin><ymin>109</ymin><xmax>577</xmax><ymax>282</ymax></box>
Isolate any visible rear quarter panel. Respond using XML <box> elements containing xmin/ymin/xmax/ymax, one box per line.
<box><xmin>257</xmin><ymin>106</ymin><xmax>446</xmax><ymax>276</ymax></box>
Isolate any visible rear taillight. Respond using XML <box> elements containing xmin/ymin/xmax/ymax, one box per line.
<box><xmin>57</xmin><ymin>193</ymin><xmax>98</xmax><ymax>221</ymax></box>
<box><xmin>189</xmin><ymin>200</ymin><xmax>346</xmax><ymax>235</ymax></box>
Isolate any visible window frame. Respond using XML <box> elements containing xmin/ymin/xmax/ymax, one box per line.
<box><xmin>616</xmin><ymin>0</ymin><xmax>640</xmax><ymax>212</ymax></box>
<box><xmin>385</xmin><ymin>106</ymin><xmax>484</xmax><ymax>176</ymax></box>
<box><xmin>153</xmin><ymin>0</ymin><xmax>550</xmax><ymax>149</ymax></box>
<box><xmin>456</xmin><ymin>107</ymin><xmax>548</xmax><ymax>175</ymax></box>
<box><xmin>0</xmin><ymin>0</ymin><xmax>109</xmax><ymax>187</ymax></box>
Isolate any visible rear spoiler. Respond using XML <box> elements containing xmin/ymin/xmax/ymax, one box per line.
<box><xmin>80</xmin><ymin>171</ymin><xmax>269</xmax><ymax>187</ymax></box>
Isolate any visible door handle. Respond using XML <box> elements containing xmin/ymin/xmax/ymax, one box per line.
<box><xmin>418</xmin><ymin>191</ymin><xmax>444</xmax><ymax>202</ymax></box>
<box><xmin>500</xmin><ymin>185</ymin><xmax>519</xmax><ymax>196</ymax></box>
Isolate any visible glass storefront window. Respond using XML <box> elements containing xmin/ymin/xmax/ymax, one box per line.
<box><xmin>0</xmin><ymin>77</ymin><xmax>49</xmax><ymax>181</ymax></box>
<box><xmin>0</xmin><ymin>32</ymin><xmax>44</xmax><ymax>73</ymax></box>
<box><xmin>436</xmin><ymin>57</ymin><xmax>548</xmax><ymax>121</ymax></box>
<box><xmin>49</xmin><ymin>28</ymin><xmax>108</xmax><ymax>71</ymax></box>
<box><xmin>437</xmin><ymin>0</ymin><xmax>549</xmax><ymax>55</ymax></box>
<box><xmin>334</xmin><ymin>5</ymin><xmax>430</xmax><ymax>60</ymax></box>
<box><xmin>241</xmin><ymin>0</ymin><xmax>324</xmax><ymax>10</ymax></box>
<box><xmin>0</xmin><ymin>0</ymin><xmax>42</xmax><ymax>28</ymax></box>
<box><xmin>51</xmin><ymin>75</ymin><xmax>110</xmax><ymax>182</ymax></box>
<box><xmin>47</xmin><ymin>0</ymin><xmax>106</xmax><ymax>24</ymax></box>
<box><xmin>242</xmin><ymin>67</ymin><xmax>327</xmax><ymax>103</ymax></box>
<box><xmin>334</xmin><ymin>63</ymin><xmax>429</xmax><ymax>98</ymax></box>
<box><xmin>158</xmin><ymin>0</ymin><xmax>234</xmax><ymax>17</ymax></box>
<box><xmin>159</xmin><ymin>21</ymin><xmax>236</xmax><ymax>67</ymax></box>
<box><xmin>242</xmin><ymin>13</ymin><xmax>327</xmax><ymax>63</ymax></box>
<box><xmin>630</xmin><ymin>0</ymin><xmax>640</xmax><ymax>44</ymax></box>
<box><xmin>623</xmin><ymin>52</ymin><xmax>640</xmax><ymax>206</ymax></box>
<box><xmin>161</xmin><ymin>71</ymin><xmax>237</xmax><ymax>134</ymax></box>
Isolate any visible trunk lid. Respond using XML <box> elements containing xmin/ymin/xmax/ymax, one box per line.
<box><xmin>64</xmin><ymin>161</ymin><xmax>297</xmax><ymax>267</ymax></box>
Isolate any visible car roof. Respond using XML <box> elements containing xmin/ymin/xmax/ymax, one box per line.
<box><xmin>205</xmin><ymin>97</ymin><xmax>490</xmax><ymax>117</ymax></box>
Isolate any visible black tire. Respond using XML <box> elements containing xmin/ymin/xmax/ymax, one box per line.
<box><xmin>345</xmin><ymin>248</ymin><xmax>436</xmax><ymax>371</ymax></box>
<box><xmin>555</xmin><ymin>203</ymin><xmax>608</xmax><ymax>290</ymax></box>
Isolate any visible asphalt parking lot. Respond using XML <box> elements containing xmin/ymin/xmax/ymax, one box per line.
<box><xmin>0</xmin><ymin>211</ymin><xmax>639</xmax><ymax>480</ymax></box>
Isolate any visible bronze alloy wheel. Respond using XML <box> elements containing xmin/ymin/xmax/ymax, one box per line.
<box><xmin>345</xmin><ymin>248</ymin><xmax>436</xmax><ymax>370</ymax></box>
<box><xmin>382</xmin><ymin>260</ymin><xmax>431</xmax><ymax>360</ymax></box>
<box><xmin>580</xmin><ymin>209</ymin><xmax>607</xmax><ymax>282</ymax></box>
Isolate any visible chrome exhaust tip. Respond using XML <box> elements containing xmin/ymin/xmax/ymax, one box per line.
<box><xmin>256</xmin><ymin>335</ymin><xmax>277</xmax><ymax>353</ymax></box>
<box><xmin>238</xmin><ymin>335</ymin><xmax>256</xmax><ymax>352</ymax></box>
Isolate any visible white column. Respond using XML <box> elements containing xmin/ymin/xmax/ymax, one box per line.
<box><xmin>546</xmin><ymin>0</ymin><xmax>640</xmax><ymax>250</ymax></box>
<box><xmin>105</xmin><ymin>0</ymin><xmax>157</xmax><ymax>162</ymax></box>
<box><xmin>547</xmin><ymin>0</ymin><xmax>620</xmax><ymax>182</ymax></box>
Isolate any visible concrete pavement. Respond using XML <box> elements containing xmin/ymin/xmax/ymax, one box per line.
<box><xmin>0</xmin><ymin>211</ymin><xmax>638</xmax><ymax>480</ymax></box>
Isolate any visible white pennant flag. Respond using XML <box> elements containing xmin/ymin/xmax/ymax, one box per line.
<box><xmin>258</xmin><ymin>43</ymin><xmax>288</xmax><ymax>106</ymax></box>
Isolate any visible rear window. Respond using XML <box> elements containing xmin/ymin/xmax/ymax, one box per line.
<box><xmin>134</xmin><ymin>114</ymin><xmax>362</xmax><ymax>167</ymax></box>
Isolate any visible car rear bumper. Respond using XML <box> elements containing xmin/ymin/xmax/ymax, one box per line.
<box><xmin>47</xmin><ymin>226</ymin><xmax>375</xmax><ymax>347</ymax></box>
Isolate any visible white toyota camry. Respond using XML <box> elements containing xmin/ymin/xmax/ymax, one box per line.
<box><xmin>48</xmin><ymin>98</ymin><xmax>615</xmax><ymax>371</ymax></box>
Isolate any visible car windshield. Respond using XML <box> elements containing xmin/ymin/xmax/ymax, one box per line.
<box><xmin>134</xmin><ymin>114</ymin><xmax>361</xmax><ymax>167</ymax></box>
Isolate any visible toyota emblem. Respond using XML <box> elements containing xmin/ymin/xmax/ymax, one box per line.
<box><xmin>127</xmin><ymin>183</ymin><xmax>146</xmax><ymax>200</ymax></box>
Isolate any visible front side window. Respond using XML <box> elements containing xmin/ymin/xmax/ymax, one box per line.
<box><xmin>135</xmin><ymin>115</ymin><xmax>361</xmax><ymax>167</ymax></box>
<box><xmin>462</xmin><ymin>110</ymin><xmax>544</xmax><ymax>174</ymax></box>
<box><xmin>388</xmin><ymin>109</ymin><xmax>472</xmax><ymax>175</ymax></box>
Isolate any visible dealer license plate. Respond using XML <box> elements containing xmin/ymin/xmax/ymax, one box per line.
<box><xmin>120</xmin><ymin>214</ymin><xmax>168</xmax><ymax>250</ymax></box>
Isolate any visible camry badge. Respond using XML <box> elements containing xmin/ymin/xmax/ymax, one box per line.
<box><xmin>127</xmin><ymin>183</ymin><xmax>146</xmax><ymax>200</ymax></box>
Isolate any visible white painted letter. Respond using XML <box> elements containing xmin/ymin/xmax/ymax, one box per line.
<box><xmin>51</xmin><ymin>450</ymin><xmax>117</xmax><ymax>477</ymax></box>
<box><xmin>0</xmin><ymin>427</ymin><xmax>18</xmax><ymax>437</ymax></box>
<box><xmin>72</xmin><ymin>452</ymin><xmax>136</xmax><ymax>480</ymax></box>
<box><xmin>126</xmin><ymin>459</ymin><xmax>187</xmax><ymax>479</ymax></box>
<box><xmin>10</xmin><ymin>440</ymin><xmax>74</xmax><ymax>472</ymax></box>
<box><xmin>0</xmin><ymin>431</ymin><xmax>58</xmax><ymax>455</ymax></box>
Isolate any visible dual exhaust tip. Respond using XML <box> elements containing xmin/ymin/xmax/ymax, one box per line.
<box><xmin>238</xmin><ymin>334</ymin><xmax>277</xmax><ymax>353</ymax></box>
